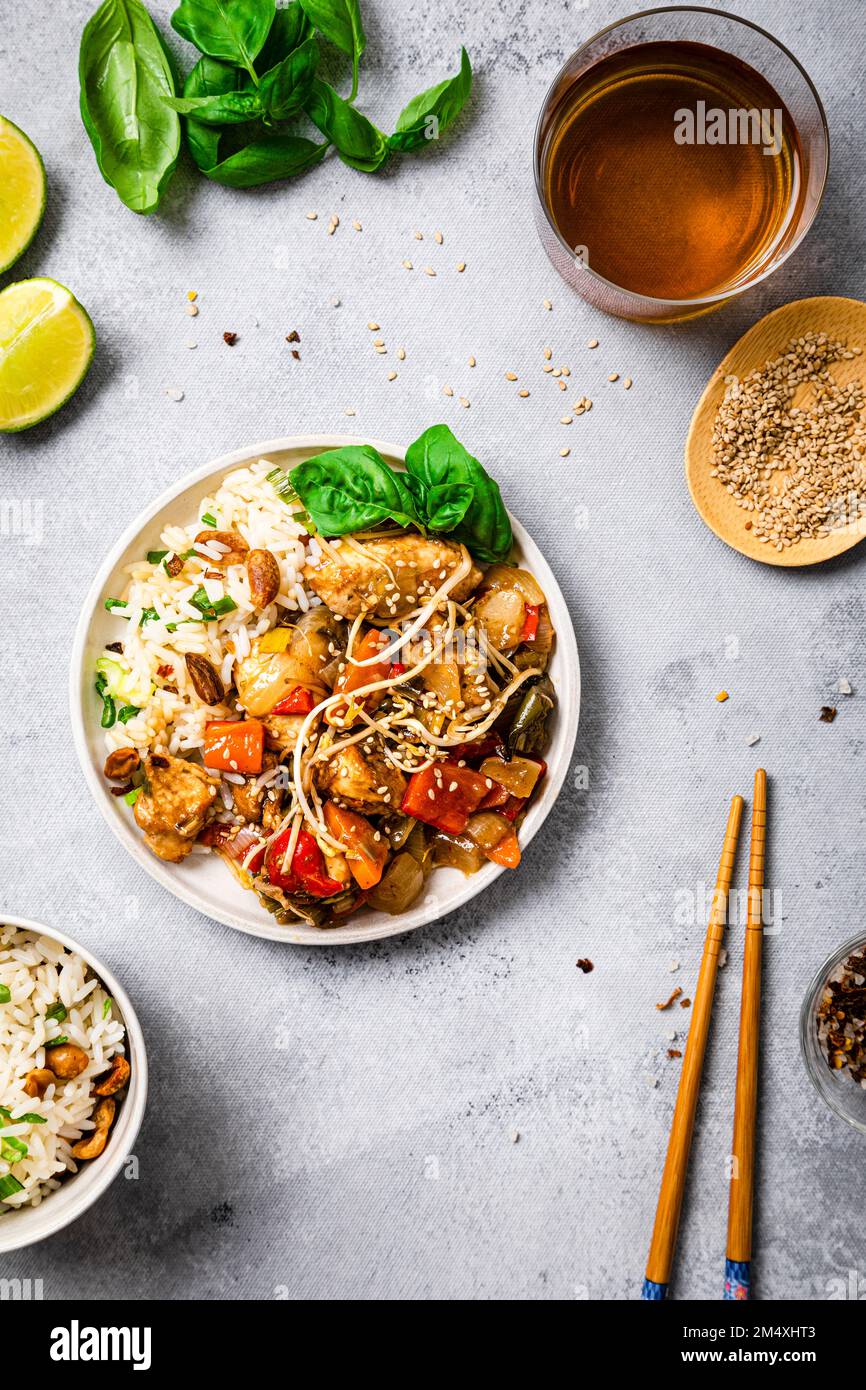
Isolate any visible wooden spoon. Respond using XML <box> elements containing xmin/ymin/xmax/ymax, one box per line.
<box><xmin>685</xmin><ymin>296</ymin><xmax>866</xmax><ymax>567</ymax></box>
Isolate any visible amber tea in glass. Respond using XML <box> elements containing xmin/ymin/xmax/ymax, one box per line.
<box><xmin>533</xmin><ymin>11</ymin><xmax>828</xmax><ymax>321</ymax></box>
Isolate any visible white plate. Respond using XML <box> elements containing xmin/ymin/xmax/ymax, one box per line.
<box><xmin>69</xmin><ymin>436</ymin><xmax>580</xmax><ymax>945</ymax></box>
<box><xmin>0</xmin><ymin>914</ymin><xmax>147</xmax><ymax>1252</ymax></box>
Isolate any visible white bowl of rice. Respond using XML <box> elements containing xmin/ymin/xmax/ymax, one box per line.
<box><xmin>0</xmin><ymin>916</ymin><xmax>146</xmax><ymax>1251</ymax></box>
<box><xmin>69</xmin><ymin>435</ymin><xmax>580</xmax><ymax>945</ymax></box>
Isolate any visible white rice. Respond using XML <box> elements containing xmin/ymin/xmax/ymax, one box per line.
<box><xmin>101</xmin><ymin>460</ymin><xmax>316</xmax><ymax>760</ymax></box>
<box><xmin>0</xmin><ymin>924</ymin><xmax>126</xmax><ymax>1212</ymax></box>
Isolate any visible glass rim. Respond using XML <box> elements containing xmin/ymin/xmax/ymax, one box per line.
<box><xmin>532</xmin><ymin>4</ymin><xmax>830</xmax><ymax>312</ymax></box>
<box><xmin>799</xmin><ymin>930</ymin><xmax>866</xmax><ymax>1136</ymax></box>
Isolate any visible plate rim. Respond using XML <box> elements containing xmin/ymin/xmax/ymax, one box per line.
<box><xmin>69</xmin><ymin>434</ymin><xmax>581</xmax><ymax>946</ymax></box>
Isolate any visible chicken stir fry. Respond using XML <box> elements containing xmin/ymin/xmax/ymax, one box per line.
<box><xmin>102</xmin><ymin>524</ymin><xmax>557</xmax><ymax>926</ymax></box>
<box><xmin>304</xmin><ymin>534</ymin><xmax>483</xmax><ymax>622</ymax></box>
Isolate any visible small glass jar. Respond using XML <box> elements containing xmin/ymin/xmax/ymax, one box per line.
<box><xmin>800</xmin><ymin>933</ymin><xmax>866</xmax><ymax>1136</ymax></box>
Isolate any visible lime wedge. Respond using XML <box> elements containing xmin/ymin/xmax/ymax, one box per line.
<box><xmin>0</xmin><ymin>117</ymin><xmax>46</xmax><ymax>273</ymax></box>
<box><xmin>0</xmin><ymin>278</ymin><xmax>95</xmax><ymax>432</ymax></box>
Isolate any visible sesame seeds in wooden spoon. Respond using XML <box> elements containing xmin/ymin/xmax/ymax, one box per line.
<box><xmin>686</xmin><ymin>297</ymin><xmax>866</xmax><ymax>567</ymax></box>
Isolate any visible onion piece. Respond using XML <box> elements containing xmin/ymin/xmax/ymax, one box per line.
<box><xmin>465</xmin><ymin>811</ymin><xmax>510</xmax><ymax>852</ymax></box>
<box><xmin>479</xmin><ymin>564</ymin><xmax>546</xmax><ymax>606</ymax></box>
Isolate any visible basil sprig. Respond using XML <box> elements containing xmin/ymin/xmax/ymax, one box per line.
<box><xmin>288</xmin><ymin>426</ymin><xmax>513</xmax><ymax>564</ymax></box>
<box><xmin>171</xmin><ymin>0</ymin><xmax>275</xmax><ymax>71</ymax></box>
<box><xmin>290</xmin><ymin>446</ymin><xmax>421</xmax><ymax>533</ymax></box>
<box><xmin>304</xmin><ymin>77</ymin><xmax>387</xmax><ymax>172</ymax></box>
<box><xmin>404</xmin><ymin>425</ymin><xmax>512</xmax><ymax>564</ymax></box>
<box><xmin>79</xmin><ymin>0</ymin><xmax>181</xmax><ymax>214</ymax></box>
<box><xmin>80</xmin><ymin>0</ymin><xmax>472</xmax><ymax>201</ymax></box>
<box><xmin>299</xmin><ymin>0</ymin><xmax>365</xmax><ymax>99</ymax></box>
<box><xmin>389</xmin><ymin>47</ymin><xmax>472</xmax><ymax>153</ymax></box>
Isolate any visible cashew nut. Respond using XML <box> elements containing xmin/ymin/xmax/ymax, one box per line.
<box><xmin>24</xmin><ymin>1068</ymin><xmax>54</xmax><ymax>1099</ymax></box>
<box><xmin>45</xmin><ymin>1043</ymin><xmax>89</xmax><ymax>1080</ymax></box>
<box><xmin>93</xmin><ymin>1053</ymin><xmax>130</xmax><ymax>1097</ymax></box>
<box><xmin>71</xmin><ymin>1097</ymin><xmax>116</xmax><ymax>1161</ymax></box>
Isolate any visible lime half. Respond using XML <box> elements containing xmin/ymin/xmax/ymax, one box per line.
<box><xmin>0</xmin><ymin>278</ymin><xmax>95</xmax><ymax>432</ymax></box>
<box><xmin>0</xmin><ymin>117</ymin><xmax>46</xmax><ymax>273</ymax></box>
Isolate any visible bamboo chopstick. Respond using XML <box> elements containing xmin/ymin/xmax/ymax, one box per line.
<box><xmin>723</xmin><ymin>768</ymin><xmax>767</xmax><ymax>1300</ymax></box>
<box><xmin>642</xmin><ymin>794</ymin><xmax>744</xmax><ymax>1301</ymax></box>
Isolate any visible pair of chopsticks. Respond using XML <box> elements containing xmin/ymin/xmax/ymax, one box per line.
<box><xmin>641</xmin><ymin>769</ymin><xmax>767</xmax><ymax>1301</ymax></box>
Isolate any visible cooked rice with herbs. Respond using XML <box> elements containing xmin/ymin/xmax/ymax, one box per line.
<box><xmin>0</xmin><ymin>924</ymin><xmax>127</xmax><ymax>1211</ymax></box>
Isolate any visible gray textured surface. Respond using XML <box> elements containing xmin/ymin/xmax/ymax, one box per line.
<box><xmin>2</xmin><ymin>0</ymin><xmax>865</xmax><ymax>1301</ymax></box>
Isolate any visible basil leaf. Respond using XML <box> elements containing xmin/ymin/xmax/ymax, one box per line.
<box><xmin>258</xmin><ymin>0</ymin><xmax>312</xmax><ymax>70</ymax></box>
<box><xmin>298</xmin><ymin>0</ymin><xmax>364</xmax><ymax>95</ymax></box>
<box><xmin>171</xmin><ymin>0</ymin><xmax>275</xmax><ymax>67</ymax></box>
<box><xmin>404</xmin><ymin>424</ymin><xmax>512</xmax><ymax>563</ymax></box>
<box><xmin>167</xmin><ymin>90</ymin><xmax>265</xmax><ymax>123</ymax></box>
<box><xmin>304</xmin><ymin>78</ymin><xmax>386</xmax><ymax>172</ymax></box>
<box><xmin>389</xmin><ymin>47</ymin><xmax>472</xmax><ymax>153</ymax></box>
<box><xmin>290</xmin><ymin>445</ymin><xmax>421</xmax><ymax>534</ymax></box>
<box><xmin>259</xmin><ymin>36</ymin><xmax>319</xmax><ymax>118</ymax></box>
<box><xmin>423</xmin><ymin>482</ymin><xmax>474</xmax><ymax>532</ymax></box>
<box><xmin>182</xmin><ymin>55</ymin><xmax>249</xmax><ymax>168</ymax></box>
<box><xmin>79</xmin><ymin>0</ymin><xmax>181</xmax><ymax>214</ymax></box>
<box><xmin>203</xmin><ymin>130</ymin><xmax>327</xmax><ymax>185</ymax></box>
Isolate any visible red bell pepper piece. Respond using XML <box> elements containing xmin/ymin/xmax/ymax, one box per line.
<box><xmin>389</xmin><ymin>661</ymin><xmax>406</xmax><ymax>677</ymax></box>
<box><xmin>448</xmin><ymin>731</ymin><xmax>505</xmax><ymax>765</ymax></box>
<box><xmin>203</xmin><ymin>719</ymin><xmax>264</xmax><ymax>774</ymax></box>
<box><xmin>401</xmin><ymin>762</ymin><xmax>490</xmax><ymax>835</ymax></box>
<box><xmin>519</xmin><ymin>604</ymin><xmax>540</xmax><ymax>644</ymax></box>
<box><xmin>265</xmin><ymin>828</ymin><xmax>344</xmax><ymax>898</ymax></box>
<box><xmin>479</xmin><ymin>780</ymin><xmax>510</xmax><ymax>810</ymax></box>
<box><xmin>271</xmin><ymin>686</ymin><xmax>316</xmax><ymax>716</ymax></box>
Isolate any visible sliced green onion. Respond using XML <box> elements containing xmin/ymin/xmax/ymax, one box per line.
<box><xmin>103</xmin><ymin>997</ymin><xmax>113</xmax><ymax>1019</ymax></box>
<box><xmin>123</xmin><ymin>787</ymin><xmax>141</xmax><ymax>807</ymax></box>
<box><xmin>190</xmin><ymin>586</ymin><xmax>237</xmax><ymax>622</ymax></box>
<box><xmin>45</xmin><ymin>1002</ymin><xmax>67</xmax><ymax>1024</ymax></box>
<box><xmin>147</xmin><ymin>549</ymin><xmax>168</xmax><ymax>564</ymax></box>
<box><xmin>118</xmin><ymin>705</ymin><xmax>140</xmax><ymax>724</ymax></box>
<box><xmin>0</xmin><ymin>1106</ymin><xmax>10</xmax><ymax>1118</ymax></box>
<box><xmin>200</xmin><ymin>512</ymin><xmax>217</xmax><ymax>527</ymax></box>
<box><xmin>104</xmin><ymin>598</ymin><xmax>128</xmax><ymax>612</ymax></box>
<box><xmin>0</xmin><ymin>985</ymin><xmax>10</xmax><ymax>1004</ymax></box>
<box><xmin>45</xmin><ymin>1035</ymin><xmax>68</xmax><ymax>1048</ymax></box>
<box><xmin>0</xmin><ymin>1174</ymin><xmax>24</xmax><ymax>1200</ymax></box>
<box><xmin>17</xmin><ymin>1113</ymin><xmax>46</xmax><ymax>1125</ymax></box>
<box><xmin>1</xmin><ymin>1136</ymin><xmax>28</xmax><ymax>1162</ymax></box>
<box><xmin>266</xmin><ymin>466</ymin><xmax>297</xmax><ymax>501</ymax></box>
<box><xmin>139</xmin><ymin>607</ymin><xmax>160</xmax><ymax>626</ymax></box>
<box><xmin>100</xmin><ymin>695</ymin><xmax>116</xmax><ymax>729</ymax></box>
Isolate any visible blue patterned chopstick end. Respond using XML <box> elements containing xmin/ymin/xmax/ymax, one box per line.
<box><xmin>723</xmin><ymin>1258</ymin><xmax>751</xmax><ymax>1300</ymax></box>
<box><xmin>641</xmin><ymin>1279</ymin><xmax>667</xmax><ymax>1300</ymax></box>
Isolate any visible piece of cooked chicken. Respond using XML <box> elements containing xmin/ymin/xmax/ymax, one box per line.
<box><xmin>304</xmin><ymin>535</ymin><xmax>483</xmax><ymax>622</ymax></box>
<box><xmin>134</xmin><ymin>753</ymin><xmax>217</xmax><ymax>862</ymax></box>
<box><xmin>262</xmin><ymin>713</ymin><xmax>307</xmax><ymax>755</ymax></box>
<box><xmin>316</xmin><ymin>742</ymin><xmax>407</xmax><ymax>813</ymax></box>
<box><xmin>232</xmin><ymin>751</ymin><xmax>279</xmax><ymax>823</ymax></box>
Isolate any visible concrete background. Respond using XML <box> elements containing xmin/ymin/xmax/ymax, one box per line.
<box><xmin>2</xmin><ymin>0</ymin><xmax>865</xmax><ymax>1300</ymax></box>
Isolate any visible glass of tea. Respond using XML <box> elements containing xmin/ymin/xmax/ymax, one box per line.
<box><xmin>533</xmin><ymin>7</ymin><xmax>829</xmax><ymax>322</ymax></box>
